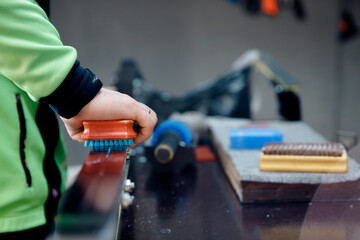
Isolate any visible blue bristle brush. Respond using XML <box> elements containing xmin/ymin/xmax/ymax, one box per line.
<box><xmin>81</xmin><ymin>120</ymin><xmax>137</xmax><ymax>152</ymax></box>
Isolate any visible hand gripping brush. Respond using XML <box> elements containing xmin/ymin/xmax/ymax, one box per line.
<box><xmin>81</xmin><ymin>120</ymin><xmax>138</xmax><ymax>152</ymax></box>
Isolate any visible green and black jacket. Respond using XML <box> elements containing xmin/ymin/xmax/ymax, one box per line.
<box><xmin>0</xmin><ymin>0</ymin><xmax>102</xmax><ymax>233</ymax></box>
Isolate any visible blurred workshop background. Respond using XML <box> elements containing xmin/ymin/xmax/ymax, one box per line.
<box><xmin>49</xmin><ymin>0</ymin><xmax>360</xmax><ymax>164</ymax></box>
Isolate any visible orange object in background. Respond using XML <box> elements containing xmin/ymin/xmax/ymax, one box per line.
<box><xmin>195</xmin><ymin>145</ymin><xmax>216</xmax><ymax>162</ymax></box>
<box><xmin>261</xmin><ymin>0</ymin><xmax>279</xmax><ymax>17</ymax></box>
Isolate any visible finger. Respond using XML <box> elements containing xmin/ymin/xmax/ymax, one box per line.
<box><xmin>137</xmin><ymin>102</ymin><xmax>158</xmax><ymax>122</ymax></box>
<box><xmin>133</xmin><ymin>120</ymin><xmax>157</xmax><ymax>145</ymax></box>
<box><xmin>132</xmin><ymin>103</ymin><xmax>157</xmax><ymax>145</ymax></box>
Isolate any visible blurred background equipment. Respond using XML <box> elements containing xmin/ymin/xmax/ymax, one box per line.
<box><xmin>145</xmin><ymin>112</ymin><xmax>207</xmax><ymax>172</ymax></box>
<box><xmin>151</xmin><ymin>120</ymin><xmax>192</xmax><ymax>166</ymax></box>
<box><xmin>338</xmin><ymin>0</ymin><xmax>359</xmax><ymax>42</ymax></box>
<box><xmin>228</xmin><ymin>0</ymin><xmax>306</xmax><ymax>20</ymax></box>
<box><xmin>113</xmin><ymin>49</ymin><xmax>302</xmax><ymax>173</ymax></box>
<box><xmin>338</xmin><ymin>11</ymin><xmax>359</xmax><ymax>42</ymax></box>
<box><xmin>113</xmin><ymin>49</ymin><xmax>301</xmax><ymax>125</ymax></box>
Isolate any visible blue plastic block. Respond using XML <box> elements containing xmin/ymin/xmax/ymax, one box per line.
<box><xmin>229</xmin><ymin>128</ymin><xmax>283</xmax><ymax>149</ymax></box>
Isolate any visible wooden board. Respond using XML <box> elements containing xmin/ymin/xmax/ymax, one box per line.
<box><xmin>207</xmin><ymin>117</ymin><xmax>360</xmax><ymax>203</ymax></box>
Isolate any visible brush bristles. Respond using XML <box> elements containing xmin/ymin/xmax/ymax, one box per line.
<box><xmin>85</xmin><ymin>139</ymin><xmax>134</xmax><ymax>152</ymax></box>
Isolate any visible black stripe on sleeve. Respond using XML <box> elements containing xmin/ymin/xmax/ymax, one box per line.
<box><xmin>41</xmin><ymin>60</ymin><xmax>103</xmax><ymax>119</ymax></box>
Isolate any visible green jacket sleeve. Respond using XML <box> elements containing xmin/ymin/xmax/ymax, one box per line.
<box><xmin>0</xmin><ymin>0</ymin><xmax>77</xmax><ymax>101</ymax></box>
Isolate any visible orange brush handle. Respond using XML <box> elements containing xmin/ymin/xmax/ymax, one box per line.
<box><xmin>81</xmin><ymin>120</ymin><xmax>137</xmax><ymax>140</ymax></box>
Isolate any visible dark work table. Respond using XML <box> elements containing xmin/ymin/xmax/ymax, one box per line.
<box><xmin>118</xmin><ymin>147</ymin><xmax>311</xmax><ymax>240</ymax></box>
<box><xmin>55</xmin><ymin>144</ymin><xmax>360</xmax><ymax>240</ymax></box>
